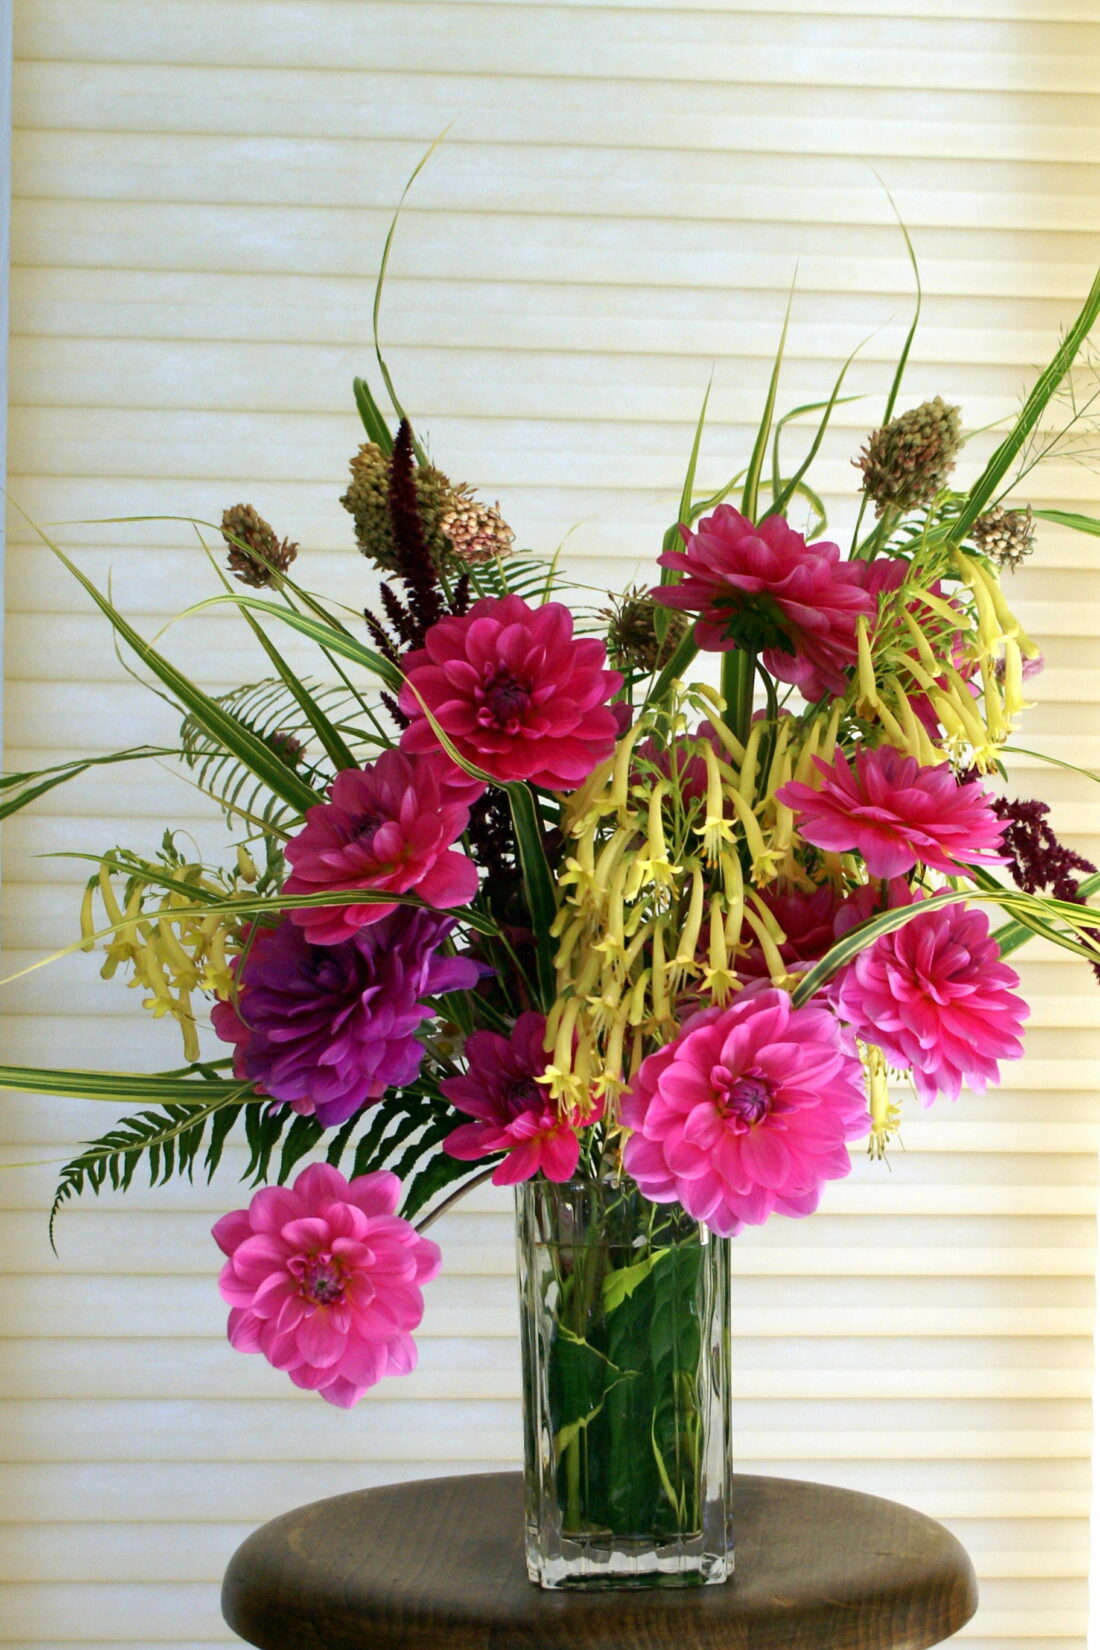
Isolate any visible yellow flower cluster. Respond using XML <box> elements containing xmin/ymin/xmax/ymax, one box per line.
<box><xmin>544</xmin><ymin>546</ymin><xmax>1033</xmax><ymax>1143</ymax></box>
<box><xmin>80</xmin><ymin>849</ymin><xmax>255</xmax><ymax>1061</ymax></box>
<box><xmin>544</xmin><ymin>689</ymin><xmax>844</xmax><ymax>1122</ymax></box>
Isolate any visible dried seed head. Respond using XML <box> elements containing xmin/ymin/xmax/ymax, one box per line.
<box><xmin>856</xmin><ymin>396</ymin><xmax>963</xmax><ymax>516</ymax></box>
<box><xmin>341</xmin><ymin>442</ymin><xmax>459</xmax><ymax>573</ymax></box>
<box><xmin>969</xmin><ymin>503</ymin><xmax>1035</xmax><ymax>572</ymax></box>
<box><xmin>602</xmin><ymin>587</ymin><xmax>688</xmax><ymax>675</ymax></box>
<box><xmin>220</xmin><ymin>504</ymin><xmax>299</xmax><ymax>587</ymax></box>
<box><xmin>438</xmin><ymin>485</ymin><xmax>515</xmax><ymax>565</ymax></box>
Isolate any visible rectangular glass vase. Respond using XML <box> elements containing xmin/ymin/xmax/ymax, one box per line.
<box><xmin>515</xmin><ymin>1175</ymin><xmax>733</xmax><ymax>1589</ymax></box>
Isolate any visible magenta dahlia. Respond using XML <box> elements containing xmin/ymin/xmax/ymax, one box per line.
<box><xmin>835</xmin><ymin>898</ymin><xmax>1028</xmax><ymax>1105</ymax></box>
<box><xmin>651</xmin><ymin>506</ymin><xmax>875</xmax><ymax>699</ymax></box>
<box><xmin>441</xmin><ymin>1011</ymin><xmax>596</xmax><ymax>1184</ymax></box>
<box><xmin>777</xmin><ymin>747</ymin><xmax>1007</xmax><ymax>879</ymax></box>
<box><xmin>622</xmin><ymin>988</ymin><xmax>869</xmax><ymax>1237</ymax></box>
<box><xmin>282</xmin><ymin>751</ymin><xmax>479</xmax><ymax>947</ymax></box>
<box><xmin>398</xmin><ymin>594</ymin><xmax>623</xmax><ymax>790</ymax></box>
<box><xmin>211</xmin><ymin>910</ymin><xmax>481</xmax><ymax>1127</ymax></box>
<box><xmin>213</xmin><ymin>1163</ymin><xmax>441</xmax><ymax>1407</ymax></box>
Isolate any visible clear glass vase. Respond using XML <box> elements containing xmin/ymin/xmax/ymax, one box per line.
<box><xmin>515</xmin><ymin>1174</ymin><xmax>733</xmax><ymax>1589</ymax></box>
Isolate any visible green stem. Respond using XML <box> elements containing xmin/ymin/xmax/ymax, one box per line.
<box><xmin>721</xmin><ymin>650</ymin><xmax>756</xmax><ymax>746</ymax></box>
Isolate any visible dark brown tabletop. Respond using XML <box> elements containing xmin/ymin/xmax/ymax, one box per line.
<box><xmin>222</xmin><ymin>1469</ymin><xmax>978</xmax><ymax>1650</ymax></box>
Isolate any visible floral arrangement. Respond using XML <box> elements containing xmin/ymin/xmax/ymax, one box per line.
<box><xmin>5</xmin><ymin>243</ymin><xmax>1100</xmax><ymax>1419</ymax></box>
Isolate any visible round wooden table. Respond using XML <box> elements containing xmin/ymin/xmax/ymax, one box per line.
<box><xmin>222</xmin><ymin>1469</ymin><xmax>978</xmax><ymax>1650</ymax></box>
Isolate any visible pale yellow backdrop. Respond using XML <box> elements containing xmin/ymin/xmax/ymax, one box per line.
<box><xmin>3</xmin><ymin>2</ymin><xmax>1100</xmax><ymax>1646</ymax></box>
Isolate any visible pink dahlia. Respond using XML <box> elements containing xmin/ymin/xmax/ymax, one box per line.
<box><xmin>776</xmin><ymin>747</ymin><xmax>1007</xmax><ymax>879</ymax></box>
<box><xmin>282</xmin><ymin>751</ymin><xmax>479</xmax><ymax>946</ymax></box>
<box><xmin>441</xmin><ymin>1011</ymin><xmax>596</xmax><ymax>1184</ymax></box>
<box><xmin>398</xmin><ymin>594</ymin><xmax>623</xmax><ymax>790</ymax></box>
<box><xmin>835</xmin><ymin>898</ymin><xmax>1028</xmax><ymax>1105</ymax></box>
<box><xmin>213</xmin><ymin>1163</ymin><xmax>441</xmax><ymax>1407</ymax></box>
<box><xmin>651</xmin><ymin>506</ymin><xmax>875</xmax><ymax>699</ymax></box>
<box><xmin>622</xmin><ymin>988</ymin><xmax>869</xmax><ymax>1237</ymax></box>
<box><xmin>211</xmin><ymin>910</ymin><xmax>481</xmax><ymax>1127</ymax></box>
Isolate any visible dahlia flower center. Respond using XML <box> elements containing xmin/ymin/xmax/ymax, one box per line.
<box><xmin>713</xmin><ymin>1063</ymin><xmax>773</xmax><ymax>1129</ymax></box>
<box><xmin>352</xmin><ymin>808</ymin><xmax>384</xmax><ymax>848</ymax></box>
<box><xmin>293</xmin><ymin>1252</ymin><xmax>347</xmax><ymax>1307</ymax></box>
<box><xmin>479</xmin><ymin>668</ymin><xmax>531</xmax><ymax>732</ymax></box>
<box><xmin>503</xmin><ymin>1076</ymin><xmax>545</xmax><ymax>1119</ymax></box>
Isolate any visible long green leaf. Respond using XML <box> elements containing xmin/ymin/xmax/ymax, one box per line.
<box><xmin>1</xmin><ymin>883</ymin><xmax>506</xmax><ymax>988</ymax></box>
<box><xmin>0</xmin><ymin>746</ymin><xmax>175</xmax><ymax>821</ymax></box>
<box><xmin>990</xmin><ymin>871</ymin><xmax>1100</xmax><ymax>959</ymax></box>
<box><xmin>878</xmin><ymin>193</ymin><xmax>922</xmax><ymax>430</ymax></box>
<box><xmin>0</xmin><ymin>1066</ymin><xmax>259</xmax><ymax>1103</ymax></box>
<box><xmin>1032</xmin><ymin>507</ymin><xmax>1100</xmax><ymax>537</ymax></box>
<box><xmin>504</xmin><ymin>781</ymin><xmax>557</xmax><ymax>1008</ymax></box>
<box><xmin>792</xmin><ymin>884</ymin><xmax>1098</xmax><ymax>1007</ymax></box>
<box><xmin>952</xmin><ymin>268</ymin><xmax>1100</xmax><ymax>541</ymax></box>
<box><xmin>353</xmin><ymin>375</ymin><xmax>394</xmax><ymax>452</ymax></box>
<box><xmin>741</xmin><ymin>281</ymin><xmax>794</xmax><ymax>522</ymax></box>
<box><xmin>187</xmin><ymin>595</ymin><xmax>403</xmax><ymax>691</ymax></box>
<box><xmin>373</xmin><ymin>133</ymin><xmax>453</xmax><ymax>457</ymax></box>
<box><xmin>29</xmin><ymin>527</ymin><xmax>323</xmax><ymax>817</ymax></box>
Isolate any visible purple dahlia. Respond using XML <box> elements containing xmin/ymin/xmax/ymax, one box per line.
<box><xmin>212</xmin><ymin>909</ymin><xmax>480</xmax><ymax>1126</ymax></box>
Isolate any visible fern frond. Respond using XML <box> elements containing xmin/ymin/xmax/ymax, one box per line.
<box><xmin>179</xmin><ymin>676</ymin><xmax>375</xmax><ymax>831</ymax></box>
<box><xmin>50</xmin><ymin>1096</ymin><xmax>246</xmax><ymax>1249</ymax></box>
<box><xmin>462</xmin><ymin>554</ymin><xmax>567</xmax><ymax>605</ymax></box>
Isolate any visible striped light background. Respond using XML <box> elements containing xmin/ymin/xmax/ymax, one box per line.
<box><xmin>2</xmin><ymin>3</ymin><xmax>1099</xmax><ymax>1646</ymax></box>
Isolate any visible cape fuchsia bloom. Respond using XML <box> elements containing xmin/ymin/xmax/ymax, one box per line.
<box><xmin>213</xmin><ymin>1163</ymin><xmax>441</xmax><ymax>1408</ymax></box>
<box><xmin>441</xmin><ymin>1011</ymin><xmax>597</xmax><ymax>1184</ymax></box>
<box><xmin>777</xmin><ymin>747</ymin><xmax>1007</xmax><ymax>879</ymax></box>
<box><xmin>397</xmin><ymin>594</ymin><xmax>624</xmax><ymax>790</ymax></box>
<box><xmin>211</xmin><ymin>911</ymin><xmax>481</xmax><ymax>1127</ymax></box>
<box><xmin>835</xmin><ymin>898</ymin><xmax>1028</xmax><ymax>1106</ymax></box>
<box><xmin>651</xmin><ymin>506</ymin><xmax>874</xmax><ymax>699</ymax></box>
<box><xmin>621</xmin><ymin>988</ymin><xmax>868</xmax><ymax>1237</ymax></box>
<box><xmin>282</xmin><ymin>751</ymin><xmax>479</xmax><ymax>946</ymax></box>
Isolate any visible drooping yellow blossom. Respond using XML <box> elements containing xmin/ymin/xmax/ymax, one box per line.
<box><xmin>863</xmin><ymin>1042</ymin><xmax>902</xmax><ymax>1160</ymax></box>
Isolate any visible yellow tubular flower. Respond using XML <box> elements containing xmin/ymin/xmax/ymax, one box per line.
<box><xmin>235</xmin><ymin>845</ymin><xmax>259</xmax><ymax>883</ymax></box>
<box><xmin>979</xmin><ymin>653</ymin><xmax>1008</xmax><ymax>745</ymax></box>
<box><xmin>856</xmin><ymin>614</ymin><xmax>880</xmax><ymax>712</ymax></box>
<box><xmin>737</xmin><ymin>719</ymin><xmax>764</xmax><ymax>804</ymax></box>
<box><xmin>901</xmin><ymin>607</ymin><xmax>942</xmax><ymax>677</ymax></box>
<box><xmin>721</xmin><ymin>851</ymin><xmax>745</xmax><ymax>957</ymax></box>
<box><xmin>873</xmin><ymin>695</ymin><xmax>915</xmax><ymax>757</ymax></box>
<box><xmin>597</xmin><ymin>1016</ymin><xmax>628</xmax><ymax>1108</ymax></box>
<box><xmin>1001</xmin><ymin>638</ymin><xmax>1026</xmax><ymax>718</ymax></box>
<box><xmin>863</xmin><ymin>1042</ymin><xmax>902</xmax><ymax>1160</ymax></box>
<box><xmin>699</xmin><ymin>705</ymin><xmax>746</xmax><ymax>766</ymax></box>
<box><xmin>669</xmin><ymin>866</ymin><xmax>705</xmax><ymax>987</ymax></box>
<box><xmin>609</xmin><ymin>720</ymin><xmax>647</xmax><ymax>814</ymax></box>
<box><xmin>650</xmin><ymin>922</ymin><xmax>671</xmax><ymax>1020</ymax></box>
<box><xmin>79</xmin><ymin>882</ymin><xmax>97</xmax><ymax>952</ymax></box>
<box><xmin>627</xmin><ymin>968</ymin><xmax>651</xmax><ymax>1026</ymax></box>
<box><xmin>791</xmin><ymin>717</ymin><xmax>822</xmax><ymax>786</ymax></box>
<box><xmin>764</xmin><ymin>717</ymin><xmax>792</xmax><ymax>801</ymax></box>
<box><xmin>893</xmin><ymin>683</ymin><xmax>943</xmax><ymax>767</ymax></box>
<box><xmin>702</xmin><ymin>900</ymin><xmax>736</xmax><ymax>1005</ymax></box>
<box><xmin>725</xmin><ymin>786</ymin><xmax>781</xmax><ymax>883</ymax></box>
<box><xmin>819</xmin><ymin>699</ymin><xmax>844</xmax><ymax>765</ymax></box>
<box><xmin>697</xmin><ymin>742</ymin><xmax>737</xmax><ymax>864</ymax></box>
<box><xmin>742</xmin><ymin>904</ymin><xmax>789</xmax><ymax>985</ymax></box>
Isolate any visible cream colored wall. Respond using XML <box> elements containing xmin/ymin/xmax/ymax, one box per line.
<box><xmin>3</xmin><ymin>2</ymin><xmax>1100</xmax><ymax>1646</ymax></box>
